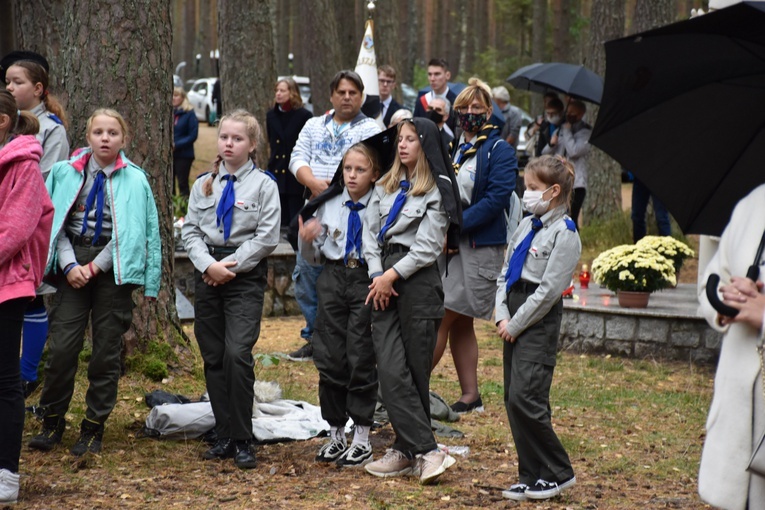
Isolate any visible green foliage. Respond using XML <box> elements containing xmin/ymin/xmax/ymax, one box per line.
<box><xmin>412</xmin><ymin>62</ymin><xmax>428</xmax><ymax>90</ymax></box>
<box><xmin>255</xmin><ymin>352</ymin><xmax>280</xmax><ymax>367</ymax></box>
<box><xmin>579</xmin><ymin>210</ymin><xmax>635</xmax><ymax>263</ymax></box>
<box><xmin>142</xmin><ymin>358</ymin><xmax>169</xmax><ymax>381</ymax></box>
<box><xmin>79</xmin><ymin>346</ymin><xmax>92</xmax><ymax>363</ymax></box>
<box><xmin>172</xmin><ymin>194</ymin><xmax>189</xmax><ymax>219</ymax></box>
<box><xmin>126</xmin><ymin>340</ymin><xmax>175</xmax><ymax>382</ymax></box>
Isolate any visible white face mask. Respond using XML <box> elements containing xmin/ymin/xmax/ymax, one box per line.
<box><xmin>522</xmin><ymin>186</ymin><xmax>553</xmax><ymax>215</ymax></box>
<box><xmin>546</xmin><ymin>114</ymin><xmax>561</xmax><ymax>125</ymax></box>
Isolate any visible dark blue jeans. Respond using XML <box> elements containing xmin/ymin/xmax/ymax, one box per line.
<box><xmin>0</xmin><ymin>297</ymin><xmax>29</xmax><ymax>472</ymax></box>
<box><xmin>631</xmin><ymin>178</ymin><xmax>671</xmax><ymax>242</ymax></box>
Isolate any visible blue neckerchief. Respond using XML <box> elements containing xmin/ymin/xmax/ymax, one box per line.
<box><xmin>81</xmin><ymin>171</ymin><xmax>106</xmax><ymax>243</ymax></box>
<box><xmin>344</xmin><ymin>201</ymin><xmax>365</xmax><ymax>265</ymax></box>
<box><xmin>216</xmin><ymin>174</ymin><xmax>237</xmax><ymax>241</ymax></box>
<box><xmin>377</xmin><ymin>180</ymin><xmax>410</xmax><ymax>244</ymax></box>
<box><xmin>505</xmin><ymin>217</ymin><xmax>544</xmax><ymax>291</ymax></box>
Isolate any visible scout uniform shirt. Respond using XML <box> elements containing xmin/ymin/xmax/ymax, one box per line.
<box><xmin>182</xmin><ymin>162</ymin><xmax>281</xmax><ymax>274</ymax></box>
<box><xmin>31</xmin><ymin>102</ymin><xmax>70</xmax><ymax>179</ymax></box>
<box><xmin>362</xmin><ymin>182</ymin><xmax>448</xmax><ymax>280</ymax></box>
<box><xmin>495</xmin><ymin>204</ymin><xmax>581</xmax><ymax>339</ymax></box>
<box><xmin>299</xmin><ymin>187</ymin><xmax>373</xmax><ymax>266</ymax></box>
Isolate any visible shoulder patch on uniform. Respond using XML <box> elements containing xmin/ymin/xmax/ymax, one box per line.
<box><xmin>564</xmin><ymin>217</ymin><xmax>577</xmax><ymax>232</ymax></box>
<box><xmin>196</xmin><ymin>171</ymin><xmax>211</xmax><ymax>180</ymax></box>
<box><xmin>47</xmin><ymin>113</ymin><xmax>64</xmax><ymax>125</ymax></box>
<box><xmin>263</xmin><ymin>170</ymin><xmax>277</xmax><ymax>182</ymax></box>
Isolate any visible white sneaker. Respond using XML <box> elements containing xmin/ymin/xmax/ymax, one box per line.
<box><xmin>336</xmin><ymin>442</ymin><xmax>373</xmax><ymax>467</ymax></box>
<box><xmin>364</xmin><ymin>449</ymin><xmax>413</xmax><ymax>478</ymax></box>
<box><xmin>415</xmin><ymin>449</ymin><xmax>456</xmax><ymax>485</ymax></box>
<box><xmin>315</xmin><ymin>438</ymin><xmax>347</xmax><ymax>462</ymax></box>
<box><xmin>0</xmin><ymin>469</ymin><xmax>20</xmax><ymax>504</ymax></box>
<box><xmin>502</xmin><ymin>483</ymin><xmax>529</xmax><ymax>501</ymax></box>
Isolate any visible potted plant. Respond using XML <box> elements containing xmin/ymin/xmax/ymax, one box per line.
<box><xmin>635</xmin><ymin>235</ymin><xmax>695</xmax><ymax>275</ymax></box>
<box><xmin>591</xmin><ymin>244</ymin><xmax>677</xmax><ymax>308</ymax></box>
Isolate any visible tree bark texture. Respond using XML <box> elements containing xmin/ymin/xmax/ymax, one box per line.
<box><xmin>530</xmin><ymin>0</ymin><xmax>548</xmax><ymax>114</ymax></box>
<box><xmin>303</xmin><ymin>0</ymin><xmax>342</xmax><ymax>115</ymax></box>
<box><xmin>552</xmin><ymin>0</ymin><xmax>574</xmax><ymax>62</ymax></box>
<box><xmin>218</xmin><ymin>0</ymin><xmax>276</xmax><ymax>169</ymax></box>
<box><xmin>58</xmin><ymin>0</ymin><xmax>181</xmax><ymax>354</ymax></box>
<box><xmin>632</xmin><ymin>0</ymin><xmax>675</xmax><ymax>34</ymax></box>
<box><xmin>11</xmin><ymin>0</ymin><xmax>67</xmax><ymax>92</ymax></box>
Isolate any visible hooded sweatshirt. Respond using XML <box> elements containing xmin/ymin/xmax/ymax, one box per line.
<box><xmin>0</xmin><ymin>134</ymin><xmax>54</xmax><ymax>304</ymax></box>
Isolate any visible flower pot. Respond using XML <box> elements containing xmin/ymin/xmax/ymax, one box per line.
<box><xmin>617</xmin><ymin>290</ymin><xmax>651</xmax><ymax>308</ymax></box>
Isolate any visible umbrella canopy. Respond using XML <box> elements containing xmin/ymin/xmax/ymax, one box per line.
<box><xmin>590</xmin><ymin>1</ymin><xmax>765</xmax><ymax>236</ymax></box>
<box><xmin>507</xmin><ymin>62</ymin><xmax>604</xmax><ymax>104</ymax></box>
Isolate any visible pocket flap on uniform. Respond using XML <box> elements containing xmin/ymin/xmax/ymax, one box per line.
<box><xmin>401</xmin><ymin>206</ymin><xmax>425</xmax><ymax>218</ymax></box>
<box><xmin>233</xmin><ymin>200</ymin><xmax>258</xmax><ymax>212</ymax></box>
<box><xmin>477</xmin><ymin>266</ymin><xmax>500</xmax><ymax>281</ymax></box>
<box><xmin>196</xmin><ymin>196</ymin><xmax>216</xmax><ymax>210</ymax></box>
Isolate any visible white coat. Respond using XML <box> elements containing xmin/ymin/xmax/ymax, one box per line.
<box><xmin>698</xmin><ymin>184</ymin><xmax>765</xmax><ymax>510</ymax></box>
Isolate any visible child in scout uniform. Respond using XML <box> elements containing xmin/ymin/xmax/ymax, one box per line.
<box><xmin>495</xmin><ymin>155</ymin><xmax>581</xmax><ymax>501</ymax></box>
<box><xmin>182</xmin><ymin>109</ymin><xmax>281</xmax><ymax>469</ymax></box>
<box><xmin>298</xmin><ymin>142</ymin><xmax>380</xmax><ymax>467</ymax></box>
<box><xmin>29</xmin><ymin>108</ymin><xmax>161</xmax><ymax>457</ymax></box>
<box><xmin>1</xmin><ymin>50</ymin><xmax>70</xmax><ymax>399</ymax></box>
<box><xmin>362</xmin><ymin>118</ymin><xmax>460</xmax><ymax>485</ymax></box>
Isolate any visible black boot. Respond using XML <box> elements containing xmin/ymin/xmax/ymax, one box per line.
<box><xmin>28</xmin><ymin>414</ymin><xmax>66</xmax><ymax>451</ymax></box>
<box><xmin>70</xmin><ymin>419</ymin><xmax>104</xmax><ymax>456</ymax></box>
<box><xmin>202</xmin><ymin>438</ymin><xmax>235</xmax><ymax>460</ymax></box>
<box><xmin>234</xmin><ymin>441</ymin><xmax>257</xmax><ymax>469</ymax></box>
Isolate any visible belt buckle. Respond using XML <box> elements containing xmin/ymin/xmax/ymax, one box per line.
<box><xmin>82</xmin><ymin>235</ymin><xmax>93</xmax><ymax>245</ymax></box>
<box><xmin>347</xmin><ymin>259</ymin><xmax>360</xmax><ymax>269</ymax></box>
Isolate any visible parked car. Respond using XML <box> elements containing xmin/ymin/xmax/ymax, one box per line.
<box><xmin>278</xmin><ymin>75</ymin><xmax>313</xmax><ymax>113</ymax></box>
<box><xmin>186</xmin><ymin>77</ymin><xmax>218</xmax><ymax>125</ymax></box>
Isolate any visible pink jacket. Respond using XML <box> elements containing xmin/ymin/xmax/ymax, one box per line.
<box><xmin>0</xmin><ymin>135</ymin><xmax>54</xmax><ymax>305</ymax></box>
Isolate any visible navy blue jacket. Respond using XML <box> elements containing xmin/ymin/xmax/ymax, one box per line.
<box><xmin>456</xmin><ymin>127</ymin><xmax>517</xmax><ymax>247</ymax></box>
<box><xmin>173</xmin><ymin>108</ymin><xmax>198</xmax><ymax>159</ymax></box>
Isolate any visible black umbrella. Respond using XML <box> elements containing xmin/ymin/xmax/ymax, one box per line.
<box><xmin>507</xmin><ymin>62</ymin><xmax>604</xmax><ymax>104</ymax></box>
<box><xmin>590</xmin><ymin>1</ymin><xmax>765</xmax><ymax>236</ymax></box>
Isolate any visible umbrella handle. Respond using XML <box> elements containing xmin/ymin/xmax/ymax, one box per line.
<box><xmin>706</xmin><ymin>274</ymin><xmax>739</xmax><ymax>318</ymax></box>
<box><xmin>705</xmin><ymin>265</ymin><xmax>760</xmax><ymax>318</ymax></box>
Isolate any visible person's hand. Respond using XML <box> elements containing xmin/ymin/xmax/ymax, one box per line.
<box><xmin>550</xmin><ymin>132</ymin><xmax>559</xmax><ymax>146</ymax></box>
<box><xmin>718</xmin><ymin>277</ymin><xmax>765</xmax><ymax>329</ymax></box>
<box><xmin>203</xmin><ymin>261</ymin><xmax>238</xmax><ymax>286</ymax></box>
<box><xmin>299</xmin><ymin>216</ymin><xmax>321</xmax><ymax>243</ymax></box>
<box><xmin>66</xmin><ymin>265</ymin><xmax>90</xmax><ymax>289</ymax></box>
<box><xmin>309</xmin><ymin>178</ymin><xmax>331</xmax><ymax>199</ymax></box>
<box><xmin>365</xmin><ymin>269</ymin><xmax>400</xmax><ymax>310</ymax></box>
<box><xmin>496</xmin><ymin>319</ymin><xmax>516</xmax><ymax>343</ymax></box>
<box><xmin>89</xmin><ymin>263</ymin><xmax>101</xmax><ymax>278</ymax></box>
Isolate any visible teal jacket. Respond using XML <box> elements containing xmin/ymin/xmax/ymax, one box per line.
<box><xmin>45</xmin><ymin>148</ymin><xmax>162</xmax><ymax>297</ymax></box>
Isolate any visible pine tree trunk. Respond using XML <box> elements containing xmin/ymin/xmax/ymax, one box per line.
<box><xmin>11</xmin><ymin>0</ymin><xmax>67</xmax><ymax>92</ymax></box>
<box><xmin>304</xmin><ymin>0</ymin><xmax>342</xmax><ymax>115</ymax></box>
<box><xmin>553</xmin><ymin>0</ymin><xmax>574</xmax><ymax>62</ymax></box>
<box><xmin>530</xmin><ymin>0</ymin><xmax>548</xmax><ymax>114</ymax></box>
<box><xmin>218</xmin><ymin>0</ymin><xmax>276</xmax><ymax>169</ymax></box>
<box><xmin>374</xmin><ymin>0</ymin><xmax>401</xmax><ymax>85</ymax></box>
<box><xmin>584</xmin><ymin>0</ymin><xmax>625</xmax><ymax>223</ymax></box>
<box><xmin>58</xmin><ymin>0</ymin><xmax>181</xmax><ymax>354</ymax></box>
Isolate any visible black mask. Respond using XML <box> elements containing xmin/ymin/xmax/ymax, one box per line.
<box><xmin>426</xmin><ymin>110</ymin><xmax>443</xmax><ymax>125</ymax></box>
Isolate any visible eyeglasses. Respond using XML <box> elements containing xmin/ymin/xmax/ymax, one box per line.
<box><xmin>456</xmin><ymin>105</ymin><xmax>486</xmax><ymax>114</ymax></box>
<box><xmin>378</xmin><ymin>79</ymin><xmax>394</xmax><ymax>85</ymax></box>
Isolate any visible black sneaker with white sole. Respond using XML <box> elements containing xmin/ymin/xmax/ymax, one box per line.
<box><xmin>288</xmin><ymin>342</ymin><xmax>313</xmax><ymax>361</ymax></box>
<box><xmin>336</xmin><ymin>442</ymin><xmax>373</xmax><ymax>467</ymax></box>
<box><xmin>502</xmin><ymin>483</ymin><xmax>529</xmax><ymax>501</ymax></box>
<box><xmin>525</xmin><ymin>476</ymin><xmax>576</xmax><ymax>500</ymax></box>
<box><xmin>315</xmin><ymin>438</ymin><xmax>347</xmax><ymax>462</ymax></box>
